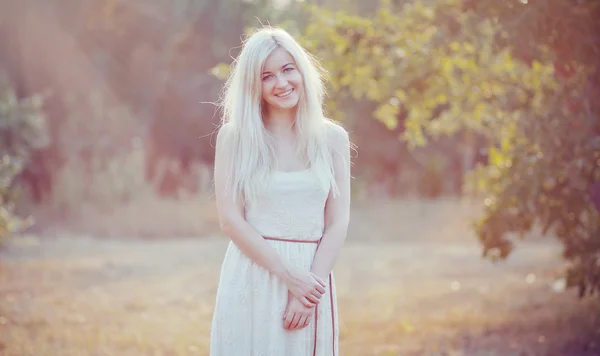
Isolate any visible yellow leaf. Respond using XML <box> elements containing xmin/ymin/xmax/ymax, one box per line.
<box><xmin>441</xmin><ymin>58</ymin><xmax>454</xmax><ymax>74</ymax></box>
<box><xmin>488</xmin><ymin>147</ymin><xmax>504</xmax><ymax>167</ymax></box>
<box><xmin>395</xmin><ymin>90</ymin><xmax>407</xmax><ymax>101</ymax></box>
<box><xmin>374</xmin><ymin>103</ymin><xmax>399</xmax><ymax>130</ymax></box>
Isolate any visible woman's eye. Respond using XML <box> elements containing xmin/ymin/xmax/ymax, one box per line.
<box><xmin>284</xmin><ymin>67</ymin><xmax>294</xmax><ymax>72</ymax></box>
<box><xmin>262</xmin><ymin>75</ymin><xmax>273</xmax><ymax>81</ymax></box>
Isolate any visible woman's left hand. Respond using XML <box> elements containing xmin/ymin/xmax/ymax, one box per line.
<box><xmin>283</xmin><ymin>294</ymin><xmax>315</xmax><ymax>331</ymax></box>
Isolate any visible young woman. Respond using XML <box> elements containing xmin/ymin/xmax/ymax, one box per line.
<box><xmin>210</xmin><ymin>26</ymin><xmax>351</xmax><ymax>356</ymax></box>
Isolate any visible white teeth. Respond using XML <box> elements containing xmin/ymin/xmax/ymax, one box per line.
<box><xmin>276</xmin><ymin>89</ymin><xmax>293</xmax><ymax>97</ymax></box>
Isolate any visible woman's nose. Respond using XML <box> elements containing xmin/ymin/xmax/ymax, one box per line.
<box><xmin>275</xmin><ymin>74</ymin><xmax>288</xmax><ymax>88</ymax></box>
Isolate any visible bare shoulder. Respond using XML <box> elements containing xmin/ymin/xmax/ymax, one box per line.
<box><xmin>215</xmin><ymin>122</ymin><xmax>236</xmax><ymax>148</ymax></box>
<box><xmin>217</xmin><ymin>122</ymin><xmax>235</xmax><ymax>139</ymax></box>
<box><xmin>323</xmin><ymin>119</ymin><xmax>350</xmax><ymax>150</ymax></box>
<box><xmin>214</xmin><ymin>123</ymin><xmax>237</xmax><ymax>165</ymax></box>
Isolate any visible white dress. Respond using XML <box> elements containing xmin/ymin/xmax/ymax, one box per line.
<box><xmin>210</xmin><ymin>169</ymin><xmax>339</xmax><ymax>356</ymax></box>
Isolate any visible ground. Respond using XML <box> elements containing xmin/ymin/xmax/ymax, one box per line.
<box><xmin>0</xmin><ymin>198</ymin><xmax>599</xmax><ymax>355</ymax></box>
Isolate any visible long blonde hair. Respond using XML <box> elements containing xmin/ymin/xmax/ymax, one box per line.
<box><xmin>218</xmin><ymin>26</ymin><xmax>338</xmax><ymax>203</ymax></box>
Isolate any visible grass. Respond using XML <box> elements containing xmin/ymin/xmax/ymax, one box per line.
<box><xmin>1</xmin><ymin>197</ymin><xmax>599</xmax><ymax>355</ymax></box>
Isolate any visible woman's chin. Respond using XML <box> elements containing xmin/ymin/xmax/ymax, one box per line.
<box><xmin>269</xmin><ymin>98</ymin><xmax>300</xmax><ymax>110</ymax></box>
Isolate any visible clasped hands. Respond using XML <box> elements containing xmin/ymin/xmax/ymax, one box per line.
<box><xmin>282</xmin><ymin>268</ymin><xmax>327</xmax><ymax>331</ymax></box>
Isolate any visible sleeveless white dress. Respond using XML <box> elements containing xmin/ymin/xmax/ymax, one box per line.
<box><xmin>209</xmin><ymin>168</ymin><xmax>339</xmax><ymax>356</ymax></box>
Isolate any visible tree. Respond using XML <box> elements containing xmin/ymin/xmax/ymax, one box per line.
<box><xmin>292</xmin><ymin>0</ymin><xmax>600</xmax><ymax>296</ymax></box>
<box><xmin>462</xmin><ymin>0</ymin><xmax>600</xmax><ymax>297</ymax></box>
<box><xmin>0</xmin><ymin>75</ymin><xmax>49</xmax><ymax>245</ymax></box>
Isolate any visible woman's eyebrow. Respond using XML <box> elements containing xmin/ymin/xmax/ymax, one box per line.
<box><xmin>262</xmin><ymin>63</ymin><xmax>294</xmax><ymax>75</ymax></box>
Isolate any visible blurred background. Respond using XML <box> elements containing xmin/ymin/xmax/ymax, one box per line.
<box><xmin>1</xmin><ymin>0</ymin><xmax>599</xmax><ymax>355</ymax></box>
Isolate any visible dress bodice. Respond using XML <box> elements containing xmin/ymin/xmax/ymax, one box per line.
<box><xmin>244</xmin><ymin>169</ymin><xmax>330</xmax><ymax>241</ymax></box>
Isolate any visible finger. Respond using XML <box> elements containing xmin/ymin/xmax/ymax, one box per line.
<box><xmin>303</xmin><ymin>313</ymin><xmax>312</xmax><ymax>328</ymax></box>
<box><xmin>312</xmin><ymin>273</ymin><xmax>327</xmax><ymax>287</ymax></box>
<box><xmin>297</xmin><ymin>314</ymin><xmax>308</xmax><ymax>329</ymax></box>
<box><xmin>284</xmin><ymin>304</ymin><xmax>297</xmax><ymax>330</ymax></box>
<box><xmin>284</xmin><ymin>312</ymin><xmax>294</xmax><ymax>330</ymax></box>
<box><xmin>304</xmin><ymin>295</ymin><xmax>319</xmax><ymax>306</ymax></box>
<box><xmin>314</xmin><ymin>283</ymin><xmax>326</xmax><ymax>294</ymax></box>
<box><xmin>301</xmin><ymin>297</ymin><xmax>316</xmax><ymax>308</ymax></box>
<box><xmin>290</xmin><ymin>313</ymin><xmax>301</xmax><ymax>330</ymax></box>
<box><xmin>311</xmin><ymin>290</ymin><xmax>323</xmax><ymax>300</ymax></box>
<box><xmin>293</xmin><ymin>314</ymin><xmax>304</xmax><ymax>330</ymax></box>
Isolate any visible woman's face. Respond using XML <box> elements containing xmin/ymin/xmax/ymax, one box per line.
<box><xmin>260</xmin><ymin>48</ymin><xmax>303</xmax><ymax>112</ymax></box>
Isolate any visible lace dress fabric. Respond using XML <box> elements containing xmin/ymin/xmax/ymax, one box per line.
<box><xmin>210</xmin><ymin>169</ymin><xmax>338</xmax><ymax>356</ymax></box>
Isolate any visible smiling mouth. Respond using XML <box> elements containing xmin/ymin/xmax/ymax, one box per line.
<box><xmin>275</xmin><ymin>88</ymin><xmax>294</xmax><ymax>98</ymax></box>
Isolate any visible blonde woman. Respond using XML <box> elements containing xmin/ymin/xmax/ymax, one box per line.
<box><xmin>210</xmin><ymin>26</ymin><xmax>351</xmax><ymax>356</ymax></box>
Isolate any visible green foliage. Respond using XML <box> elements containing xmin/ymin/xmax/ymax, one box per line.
<box><xmin>294</xmin><ymin>0</ymin><xmax>600</xmax><ymax>296</ymax></box>
<box><xmin>298</xmin><ymin>0</ymin><xmax>558</xmax><ymax>142</ymax></box>
<box><xmin>0</xmin><ymin>75</ymin><xmax>49</xmax><ymax>245</ymax></box>
<box><xmin>464</xmin><ymin>0</ymin><xmax>600</xmax><ymax>298</ymax></box>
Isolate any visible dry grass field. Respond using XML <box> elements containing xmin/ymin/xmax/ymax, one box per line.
<box><xmin>1</xmin><ymin>198</ymin><xmax>599</xmax><ymax>355</ymax></box>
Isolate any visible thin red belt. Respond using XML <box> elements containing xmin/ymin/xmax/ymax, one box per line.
<box><xmin>263</xmin><ymin>236</ymin><xmax>336</xmax><ymax>356</ymax></box>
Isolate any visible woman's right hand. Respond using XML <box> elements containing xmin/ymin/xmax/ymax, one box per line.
<box><xmin>283</xmin><ymin>267</ymin><xmax>327</xmax><ymax>308</ymax></box>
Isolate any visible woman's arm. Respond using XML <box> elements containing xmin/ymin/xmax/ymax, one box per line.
<box><xmin>214</xmin><ymin>124</ymin><xmax>290</xmax><ymax>278</ymax></box>
<box><xmin>214</xmin><ymin>124</ymin><xmax>326</xmax><ymax>306</ymax></box>
<box><xmin>310</xmin><ymin>124</ymin><xmax>351</xmax><ymax>281</ymax></box>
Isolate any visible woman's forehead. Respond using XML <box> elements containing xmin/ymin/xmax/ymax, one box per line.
<box><xmin>262</xmin><ymin>48</ymin><xmax>295</xmax><ymax>72</ymax></box>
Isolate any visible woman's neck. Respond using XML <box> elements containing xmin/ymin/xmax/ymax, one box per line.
<box><xmin>264</xmin><ymin>108</ymin><xmax>296</xmax><ymax>137</ymax></box>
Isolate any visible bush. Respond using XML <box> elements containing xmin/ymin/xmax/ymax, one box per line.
<box><xmin>0</xmin><ymin>74</ymin><xmax>49</xmax><ymax>245</ymax></box>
